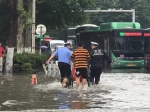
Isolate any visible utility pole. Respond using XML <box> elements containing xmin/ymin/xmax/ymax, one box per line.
<box><xmin>84</xmin><ymin>9</ymin><xmax>135</xmax><ymax>22</ymax></box>
<box><xmin>39</xmin><ymin>26</ymin><xmax>43</xmax><ymax>55</ymax></box>
<box><xmin>32</xmin><ymin>0</ymin><xmax>36</xmax><ymax>53</ymax></box>
<box><xmin>132</xmin><ymin>9</ymin><xmax>135</xmax><ymax>22</ymax></box>
<box><xmin>36</xmin><ymin>24</ymin><xmax>47</xmax><ymax>55</ymax></box>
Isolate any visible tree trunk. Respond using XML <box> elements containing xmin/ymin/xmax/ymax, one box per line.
<box><xmin>17</xmin><ymin>0</ymin><xmax>24</xmax><ymax>53</ymax></box>
<box><xmin>8</xmin><ymin>0</ymin><xmax>18</xmax><ymax>47</ymax></box>
<box><xmin>24</xmin><ymin>0</ymin><xmax>32</xmax><ymax>52</ymax></box>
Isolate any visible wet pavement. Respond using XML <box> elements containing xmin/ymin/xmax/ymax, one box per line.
<box><xmin>0</xmin><ymin>69</ymin><xmax>150</xmax><ymax>111</ymax></box>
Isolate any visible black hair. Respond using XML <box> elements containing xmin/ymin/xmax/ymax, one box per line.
<box><xmin>64</xmin><ymin>43</ymin><xmax>71</xmax><ymax>47</ymax></box>
<box><xmin>77</xmin><ymin>41</ymin><xmax>84</xmax><ymax>47</ymax></box>
<box><xmin>32</xmin><ymin>71</ymin><xmax>36</xmax><ymax>74</ymax></box>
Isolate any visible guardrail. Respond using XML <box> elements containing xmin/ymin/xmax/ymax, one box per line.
<box><xmin>43</xmin><ymin>60</ymin><xmax>60</xmax><ymax>76</ymax></box>
<box><xmin>43</xmin><ymin>60</ymin><xmax>75</xmax><ymax>76</ymax></box>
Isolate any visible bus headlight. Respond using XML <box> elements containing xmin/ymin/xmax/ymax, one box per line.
<box><xmin>142</xmin><ymin>62</ymin><xmax>144</xmax><ymax>65</ymax></box>
<box><xmin>112</xmin><ymin>60</ymin><xmax>120</xmax><ymax>65</ymax></box>
<box><xmin>116</xmin><ymin>61</ymin><xmax>120</xmax><ymax>65</ymax></box>
<box><xmin>112</xmin><ymin>60</ymin><xmax>115</xmax><ymax>63</ymax></box>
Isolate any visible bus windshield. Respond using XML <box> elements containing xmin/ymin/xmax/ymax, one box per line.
<box><xmin>112</xmin><ymin>37</ymin><xmax>144</xmax><ymax>57</ymax></box>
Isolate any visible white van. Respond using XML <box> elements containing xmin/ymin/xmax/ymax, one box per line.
<box><xmin>49</xmin><ymin>40</ymin><xmax>65</xmax><ymax>55</ymax></box>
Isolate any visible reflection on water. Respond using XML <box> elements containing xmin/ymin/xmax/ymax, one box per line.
<box><xmin>103</xmin><ymin>68</ymin><xmax>146</xmax><ymax>73</ymax></box>
<box><xmin>0</xmin><ymin>70</ymin><xmax>150</xmax><ymax>111</ymax></box>
<box><xmin>70</xmin><ymin>98</ymin><xmax>88</xmax><ymax>109</ymax></box>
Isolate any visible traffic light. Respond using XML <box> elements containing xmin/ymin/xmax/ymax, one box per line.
<box><xmin>40</xmin><ymin>38</ymin><xmax>44</xmax><ymax>41</ymax></box>
<box><xmin>40</xmin><ymin>38</ymin><xmax>52</xmax><ymax>41</ymax></box>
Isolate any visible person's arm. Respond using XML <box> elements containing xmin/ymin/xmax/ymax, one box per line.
<box><xmin>46</xmin><ymin>50</ymin><xmax>58</xmax><ymax>64</ymax></box>
<box><xmin>2</xmin><ymin>47</ymin><xmax>5</xmax><ymax>54</ymax></box>
<box><xmin>86</xmin><ymin>50</ymin><xmax>91</xmax><ymax>66</ymax></box>
<box><xmin>46</xmin><ymin>54</ymin><xmax>55</xmax><ymax>63</ymax></box>
<box><xmin>102</xmin><ymin>50</ymin><xmax>112</xmax><ymax>64</ymax></box>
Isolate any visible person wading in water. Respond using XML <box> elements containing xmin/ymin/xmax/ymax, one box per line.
<box><xmin>71</xmin><ymin>41</ymin><xmax>90</xmax><ymax>90</ymax></box>
<box><xmin>90</xmin><ymin>42</ymin><xmax>111</xmax><ymax>85</ymax></box>
<box><xmin>46</xmin><ymin>43</ymin><xmax>72</xmax><ymax>87</ymax></box>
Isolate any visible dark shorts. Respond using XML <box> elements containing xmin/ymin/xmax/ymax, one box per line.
<box><xmin>76</xmin><ymin>68</ymin><xmax>87</xmax><ymax>79</ymax></box>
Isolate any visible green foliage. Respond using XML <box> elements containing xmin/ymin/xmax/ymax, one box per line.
<box><xmin>0</xmin><ymin>0</ymin><xmax>94</xmax><ymax>44</ymax></box>
<box><xmin>13</xmin><ymin>52</ymin><xmax>47</xmax><ymax>73</ymax></box>
<box><xmin>89</xmin><ymin>0</ymin><xmax>150</xmax><ymax>28</ymax></box>
<box><xmin>0</xmin><ymin>0</ymin><xmax>10</xmax><ymax>44</ymax></box>
<box><xmin>21</xmin><ymin>63</ymin><xmax>32</xmax><ymax>73</ymax></box>
<box><xmin>2</xmin><ymin>0</ymin><xmax>150</xmax><ymax>46</ymax></box>
<box><xmin>17</xmin><ymin>0</ymin><xmax>32</xmax><ymax>28</ymax></box>
<box><xmin>36</xmin><ymin>0</ymin><xmax>94</xmax><ymax>29</ymax></box>
<box><xmin>17</xmin><ymin>7</ymin><xmax>31</xmax><ymax>24</ymax></box>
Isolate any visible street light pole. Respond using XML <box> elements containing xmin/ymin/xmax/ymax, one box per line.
<box><xmin>32</xmin><ymin>0</ymin><xmax>36</xmax><ymax>53</ymax></box>
<box><xmin>84</xmin><ymin>9</ymin><xmax>136</xmax><ymax>22</ymax></box>
<box><xmin>39</xmin><ymin>26</ymin><xmax>43</xmax><ymax>55</ymax></box>
<box><xmin>132</xmin><ymin>9</ymin><xmax>135</xmax><ymax>22</ymax></box>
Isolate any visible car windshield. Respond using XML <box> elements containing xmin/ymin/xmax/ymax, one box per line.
<box><xmin>41</xmin><ymin>41</ymin><xmax>49</xmax><ymax>47</ymax></box>
<box><xmin>51</xmin><ymin>43</ymin><xmax>64</xmax><ymax>49</ymax></box>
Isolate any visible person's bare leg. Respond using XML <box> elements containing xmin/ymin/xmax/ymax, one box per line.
<box><xmin>76</xmin><ymin>76</ymin><xmax>81</xmax><ymax>89</ymax></box>
<box><xmin>82</xmin><ymin>78</ymin><xmax>86</xmax><ymax>90</ymax></box>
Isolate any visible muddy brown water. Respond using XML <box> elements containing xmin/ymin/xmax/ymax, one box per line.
<box><xmin>0</xmin><ymin>69</ymin><xmax>150</xmax><ymax>111</ymax></box>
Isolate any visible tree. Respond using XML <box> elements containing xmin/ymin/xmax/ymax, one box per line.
<box><xmin>0</xmin><ymin>0</ymin><xmax>10</xmax><ymax>45</ymax></box>
<box><xmin>0</xmin><ymin>0</ymin><xmax>94</xmax><ymax>47</ymax></box>
<box><xmin>8</xmin><ymin>0</ymin><xmax>18</xmax><ymax>47</ymax></box>
<box><xmin>17</xmin><ymin>0</ymin><xmax>32</xmax><ymax>52</ymax></box>
<box><xmin>89</xmin><ymin>0</ymin><xmax>150</xmax><ymax>28</ymax></box>
<box><xmin>36</xmin><ymin>0</ymin><xmax>94</xmax><ymax>30</ymax></box>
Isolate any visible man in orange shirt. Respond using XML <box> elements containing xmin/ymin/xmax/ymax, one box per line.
<box><xmin>71</xmin><ymin>42</ymin><xmax>90</xmax><ymax>90</ymax></box>
<box><xmin>0</xmin><ymin>43</ymin><xmax>5</xmax><ymax>72</ymax></box>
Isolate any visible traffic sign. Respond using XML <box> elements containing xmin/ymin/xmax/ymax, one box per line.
<box><xmin>36</xmin><ymin>24</ymin><xmax>47</xmax><ymax>35</ymax></box>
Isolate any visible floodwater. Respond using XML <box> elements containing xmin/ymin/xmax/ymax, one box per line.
<box><xmin>0</xmin><ymin>69</ymin><xmax>150</xmax><ymax>112</ymax></box>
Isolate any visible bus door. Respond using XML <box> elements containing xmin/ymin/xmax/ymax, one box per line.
<box><xmin>79</xmin><ymin>31</ymin><xmax>112</xmax><ymax>68</ymax></box>
<box><xmin>144</xmin><ymin>31</ymin><xmax>150</xmax><ymax>69</ymax></box>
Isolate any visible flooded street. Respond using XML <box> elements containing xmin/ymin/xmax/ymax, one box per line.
<box><xmin>0</xmin><ymin>70</ymin><xmax>150</xmax><ymax>112</ymax></box>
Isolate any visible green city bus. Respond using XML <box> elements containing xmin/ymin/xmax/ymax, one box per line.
<box><xmin>67</xmin><ymin>24</ymin><xmax>98</xmax><ymax>46</ymax></box>
<box><xmin>79</xmin><ymin>22</ymin><xmax>146</xmax><ymax>69</ymax></box>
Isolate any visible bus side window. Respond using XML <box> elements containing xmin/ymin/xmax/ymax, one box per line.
<box><xmin>113</xmin><ymin>38</ymin><xmax>117</xmax><ymax>50</ymax></box>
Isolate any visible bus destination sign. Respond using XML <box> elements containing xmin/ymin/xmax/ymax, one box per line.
<box><xmin>120</xmin><ymin>32</ymin><xmax>142</xmax><ymax>36</ymax></box>
<box><xmin>144</xmin><ymin>33</ymin><xmax>150</xmax><ymax>37</ymax></box>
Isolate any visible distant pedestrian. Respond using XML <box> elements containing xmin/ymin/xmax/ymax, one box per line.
<box><xmin>90</xmin><ymin>42</ymin><xmax>111</xmax><ymax>84</ymax></box>
<box><xmin>0</xmin><ymin>43</ymin><xmax>5</xmax><ymax>72</ymax></box>
<box><xmin>46</xmin><ymin>43</ymin><xmax>72</xmax><ymax>87</ymax></box>
<box><xmin>71</xmin><ymin>41</ymin><xmax>90</xmax><ymax>90</ymax></box>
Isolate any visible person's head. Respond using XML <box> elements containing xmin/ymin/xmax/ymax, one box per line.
<box><xmin>91</xmin><ymin>42</ymin><xmax>99</xmax><ymax>49</ymax></box>
<box><xmin>64</xmin><ymin>43</ymin><xmax>71</xmax><ymax>49</ymax></box>
<box><xmin>77</xmin><ymin>41</ymin><xmax>84</xmax><ymax>48</ymax></box>
<box><xmin>0</xmin><ymin>43</ymin><xmax>1</xmax><ymax>46</ymax></box>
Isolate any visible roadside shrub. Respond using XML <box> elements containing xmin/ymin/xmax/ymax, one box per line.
<box><xmin>3</xmin><ymin>52</ymin><xmax>47</xmax><ymax>73</ymax></box>
<box><xmin>21</xmin><ymin>63</ymin><xmax>32</xmax><ymax>73</ymax></box>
